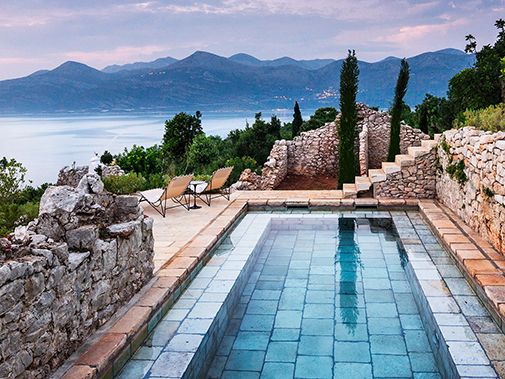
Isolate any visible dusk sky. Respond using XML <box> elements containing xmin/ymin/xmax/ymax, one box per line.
<box><xmin>1</xmin><ymin>0</ymin><xmax>503</xmax><ymax>80</ymax></box>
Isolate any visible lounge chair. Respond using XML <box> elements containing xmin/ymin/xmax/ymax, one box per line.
<box><xmin>190</xmin><ymin>167</ymin><xmax>233</xmax><ymax>206</ymax></box>
<box><xmin>139</xmin><ymin>174</ymin><xmax>193</xmax><ymax>217</ymax></box>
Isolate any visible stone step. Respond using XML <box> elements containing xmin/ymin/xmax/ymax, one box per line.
<box><xmin>381</xmin><ymin>162</ymin><xmax>401</xmax><ymax>174</ymax></box>
<box><xmin>408</xmin><ymin>146</ymin><xmax>431</xmax><ymax>158</ymax></box>
<box><xmin>434</xmin><ymin>134</ymin><xmax>442</xmax><ymax>142</ymax></box>
<box><xmin>421</xmin><ymin>139</ymin><xmax>438</xmax><ymax>149</ymax></box>
<box><xmin>355</xmin><ymin>176</ymin><xmax>372</xmax><ymax>192</ymax></box>
<box><xmin>342</xmin><ymin>183</ymin><xmax>357</xmax><ymax>198</ymax></box>
<box><xmin>395</xmin><ymin>154</ymin><xmax>415</xmax><ymax>167</ymax></box>
<box><xmin>368</xmin><ymin>169</ymin><xmax>387</xmax><ymax>183</ymax></box>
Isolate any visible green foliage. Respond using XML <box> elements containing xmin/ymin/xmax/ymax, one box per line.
<box><xmin>227</xmin><ymin>114</ymin><xmax>281</xmax><ymax>167</ymax></box>
<box><xmin>440</xmin><ymin>137</ymin><xmax>451</xmax><ymax>157</ymax></box>
<box><xmin>301</xmin><ymin>107</ymin><xmax>337</xmax><ymax>132</ymax></box>
<box><xmin>114</xmin><ymin>144</ymin><xmax>167</xmax><ymax>189</ymax></box>
<box><xmin>0</xmin><ymin>157</ymin><xmax>27</xmax><ymax>203</ymax></box>
<box><xmin>388</xmin><ymin>58</ymin><xmax>410</xmax><ymax>161</ymax></box>
<box><xmin>225</xmin><ymin>156</ymin><xmax>259</xmax><ymax>184</ymax></box>
<box><xmin>455</xmin><ymin>103</ymin><xmax>505</xmax><ymax>131</ymax></box>
<box><xmin>186</xmin><ymin>134</ymin><xmax>226</xmax><ymax>174</ymax></box>
<box><xmin>338</xmin><ymin>50</ymin><xmax>359</xmax><ymax>188</ymax></box>
<box><xmin>0</xmin><ymin>202</ymin><xmax>39</xmax><ymax>237</ymax></box>
<box><xmin>291</xmin><ymin>101</ymin><xmax>303</xmax><ymax>137</ymax></box>
<box><xmin>446</xmin><ymin>160</ymin><xmax>468</xmax><ymax>185</ymax></box>
<box><xmin>418</xmin><ymin>105</ymin><xmax>429</xmax><ymax>134</ymax></box>
<box><xmin>103</xmin><ymin>173</ymin><xmax>146</xmax><ymax>195</ymax></box>
<box><xmin>482</xmin><ymin>186</ymin><xmax>495</xmax><ymax>199</ymax></box>
<box><xmin>162</xmin><ymin>112</ymin><xmax>203</xmax><ymax>160</ymax></box>
<box><xmin>100</xmin><ymin>150</ymin><xmax>113</xmax><ymax>165</ymax></box>
<box><xmin>0</xmin><ymin>158</ymin><xmax>46</xmax><ymax>237</ymax></box>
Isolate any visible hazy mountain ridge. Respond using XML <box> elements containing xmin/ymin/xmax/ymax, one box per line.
<box><xmin>0</xmin><ymin>49</ymin><xmax>475</xmax><ymax>113</ymax></box>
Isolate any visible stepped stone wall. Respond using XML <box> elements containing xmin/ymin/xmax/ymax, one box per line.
<box><xmin>437</xmin><ymin>127</ymin><xmax>505</xmax><ymax>254</ymax></box>
<box><xmin>373</xmin><ymin>146</ymin><xmax>438</xmax><ymax>198</ymax></box>
<box><xmin>0</xmin><ymin>174</ymin><xmax>154</xmax><ymax>378</ymax></box>
<box><xmin>232</xmin><ymin>104</ymin><xmax>428</xmax><ymax>190</ymax></box>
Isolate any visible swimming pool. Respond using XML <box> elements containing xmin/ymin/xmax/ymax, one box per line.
<box><xmin>117</xmin><ymin>211</ymin><xmax>501</xmax><ymax>379</ymax></box>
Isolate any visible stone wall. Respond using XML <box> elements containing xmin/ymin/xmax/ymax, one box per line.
<box><xmin>436</xmin><ymin>127</ymin><xmax>505</xmax><ymax>254</ymax></box>
<box><xmin>360</xmin><ymin>105</ymin><xmax>430</xmax><ymax>169</ymax></box>
<box><xmin>0</xmin><ymin>174</ymin><xmax>154</xmax><ymax>378</ymax></box>
<box><xmin>373</xmin><ymin>147</ymin><xmax>437</xmax><ymax>199</ymax></box>
<box><xmin>233</xmin><ymin>104</ymin><xmax>428</xmax><ymax>190</ymax></box>
<box><xmin>57</xmin><ymin>164</ymin><xmax>124</xmax><ymax>187</ymax></box>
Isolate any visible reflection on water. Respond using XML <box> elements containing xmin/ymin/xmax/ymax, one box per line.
<box><xmin>336</xmin><ymin>218</ymin><xmax>362</xmax><ymax>333</ymax></box>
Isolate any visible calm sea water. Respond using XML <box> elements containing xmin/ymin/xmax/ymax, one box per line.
<box><xmin>0</xmin><ymin>111</ymin><xmax>302</xmax><ymax>185</ymax></box>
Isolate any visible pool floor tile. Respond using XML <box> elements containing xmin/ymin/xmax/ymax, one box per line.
<box><xmin>298</xmin><ymin>336</ymin><xmax>334</xmax><ymax>356</ymax></box>
<box><xmin>225</xmin><ymin>350</ymin><xmax>266</xmax><ymax>371</ymax></box>
<box><xmin>233</xmin><ymin>332</ymin><xmax>270</xmax><ymax>350</ymax></box>
<box><xmin>295</xmin><ymin>356</ymin><xmax>333</xmax><ymax>378</ymax></box>
<box><xmin>265</xmin><ymin>342</ymin><xmax>298</xmax><ymax>362</ymax></box>
<box><xmin>370</xmin><ymin>334</ymin><xmax>407</xmax><ymax>355</ymax></box>
<box><xmin>371</xmin><ymin>354</ymin><xmax>412</xmax><ymax>377</ymax></box>
<box><xmin>333</xmin><ymin>362</ymin><xmax>373</xmax><ymax>379</ymax></box>
<box><xmin>334</xmin><ymin>342</ymin><xmax>371</xmax><ymax>363</ymax></box>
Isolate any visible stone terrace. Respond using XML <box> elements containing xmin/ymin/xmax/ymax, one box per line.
<box><xmin>56</xmin><ymin>192</ymin><xmax>505</xmax><ymax>378</ymax></box>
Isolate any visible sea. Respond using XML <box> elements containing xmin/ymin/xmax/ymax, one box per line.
<box><xmin>0</xmin><ymin>110</ymin><xmax>306</xmax><ymax>185</ymax></box>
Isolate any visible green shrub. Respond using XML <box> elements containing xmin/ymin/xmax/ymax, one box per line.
<box><xmin>103</xmin><ymin>173</ymin><xmax>146</xmax><ymax>195</ymax></box>
<box><xmin>225</xmin><ymin>156</ymin><xmax>259</xmax><ymax>184</ymax></box>
<box><xmin>455</xmin><ymin>103</ymin><xmax>505</xmax><ymax>132</ymax></box>
<box><xmin>100</xmin><ymin>150</ymin><xmax>113</xmax><ymax>165</ymax></box>
<box><xmin>446</xmin><ymin>160</ymin><xmax>468</xmax><ymax>185</ymax></box>
<box><xmin>0</xmin><ymin>202</ymin><xmax>39</xmax><ymax>237</ymax></box>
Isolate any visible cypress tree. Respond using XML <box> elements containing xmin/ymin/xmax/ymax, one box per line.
<box><xmin>418</xmin><ymin>105</ymin><xmax>429</xmax><ymax>135</ymax></box>
<box><xmin>338</xmin><ymin>50</ymin><xmax>359</xmax><ymax>189</ymax></box>
<box><xmin>388</xmin><ymin>58</ymin><xmax>410</xmax><ymax>161</ymax></box>
<box><xmin>292</xmin><ymin>101</ymin><xmax>303</xmax><ymax>137</ymax></box>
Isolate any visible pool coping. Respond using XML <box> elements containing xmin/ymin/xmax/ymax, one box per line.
<box><xmin>55</xmin><ymin>197</ymin><xmax>505</xmax><ymax>379</ymax></box>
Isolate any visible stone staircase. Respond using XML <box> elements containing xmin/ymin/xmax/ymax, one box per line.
<box><xmin>343</xmin><ymin>137</ymin><xmax>440</xmax><ymax>198</ymax></box>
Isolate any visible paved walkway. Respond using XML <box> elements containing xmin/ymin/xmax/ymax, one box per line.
<box><xmin>141</xmin><ymin>193</ymin><xmax>240</xmax><ymax>272</ymax></box>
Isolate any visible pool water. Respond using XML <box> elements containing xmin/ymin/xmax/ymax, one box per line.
<box><xmin>206</xmin><ymin>218</ymin><xmax>441</xmax><ymax>378</ymax></box>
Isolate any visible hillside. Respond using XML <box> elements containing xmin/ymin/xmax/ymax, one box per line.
<box><xmin>0</xmin><ymin>49</ymin><xmax>475</xmax><ymax>113</ymax></box>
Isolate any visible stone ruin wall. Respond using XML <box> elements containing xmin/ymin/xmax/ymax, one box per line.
<box><xmin>437</xmin><ymin>127</ymin><xmax>505</xmax><ymax>255</ymax></box>
<box><xmin>233</xmin><ymin>104</ymin><xmax>429</xmax><ymax>190</ymax></box>
<box><xmin>359</xmin><ymin>106</ymin><xmax>430</xmax><ymax>169</ymax></box>
<box><xmin>0</xmin><ymin>174</ymin><xmax>154</xmax><ymax>378</ymax></box>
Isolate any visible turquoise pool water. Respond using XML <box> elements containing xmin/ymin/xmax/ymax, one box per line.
<box><xmin>206</xmin><ymin>218</ymin><xmax>441</xmax><ymax>378</ymax></box>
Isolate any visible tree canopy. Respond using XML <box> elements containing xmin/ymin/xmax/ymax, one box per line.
<box><xmin>388</xmin><ymin>58</ymin><xmax>410</xmax><ymax>161</ymax></box>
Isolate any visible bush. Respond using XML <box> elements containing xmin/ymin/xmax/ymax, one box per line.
<box><xmin>100</xmin><ymin>150</ymin><xmax>113</xmax><ymax>165</ymax></box>
<box><xmin>103</xmin><ymin>173</ymin><xmax>146</xmax><ymax>195</ymax></box>
<box><xmin>446</xmin><ymin>160</ymin><xmax>468</xmax><ymax>185</ymax></box>
<box><xmin>0</xmin><ymin>202</ymin><xmax>39</xmax><ymax>237</ymax></box>
<box><xmin>225</xmin><ymin>156</ymin><xmax>259</xmax><ymax>184</ymax></box>
<box><xmin>186</xmin><ymin>134</ymin><xmax>226</xmax><ymax>174</ymax></box>
<box><xmin>301</xmin><ymin>107</ymin><xmax>337</xmax><ymax>132</ymax></box>
<box><xmin>455</xmin><ymin>103</ymin><xmax>505</xmax><ymax>132</ymax></box>
<box><xmin>0</xmin><ymin>157</ymin><xmax>27</xmax><ymax>203</ymax></box>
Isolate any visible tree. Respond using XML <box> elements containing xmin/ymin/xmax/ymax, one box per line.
<box><xmin>388</xmin><ymin>58</ymin><xmax>410</xmax><ymax>161</ymax></box>
<box><xmin>0</xmin><ymin>157</ymin><xmax>27</xmax><ymax>203</ymax></box>
<box><xmin>418</xmin><ymin>105</ymin><xmax>429</xmax><ymax>134</ymax></box>
<box><xmin>186</xmin><ymin>134</ymin><xmax>226</xmax><ymax>173</ymax></box>
<box><xmin>301</xmin><ymin>107</ymin><xmax>338</xmax><ymax>132</ymax></box>
<box><xmin>291</xmin><ymin>101</ymin><xmax>303</xmax><ymax>137</ymax></box>
<box><xmin>100</xmin><ymin>150</ymin><xmax>113</xmax><ymax>165</ymax></box>
<box><xmin>338</xmin><ymin>50</ymin><xmax>359</xmax><ymax>189</ymax></box>
<box><xmin>162</xmin><ymin>112</ymin><xmax>203</xmax><ymax>160</ymax></box>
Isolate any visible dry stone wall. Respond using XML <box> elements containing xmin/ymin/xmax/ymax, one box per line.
<box><xmin>233</xmin><ymin>104</ymin><xmax>428</xmax><ymax>190</ymax></box>
<box><xmin>373</xmin><ymin>148</ymin><xmax>437</xmax><ymax>198</ymax></box>
<box><xmin>0</xmin><ymin>174</ymin><xmax>154</xmax><ymax>378</ymax></box>
<box><xmin>359</xmin><ymin>105</ymin><xmax>430</xmax><ymax>169</ymax></box>
<box><xmin>437</xmin><ymin>127</ymin><xmax>505</xmax><ymax>254</ymax></box>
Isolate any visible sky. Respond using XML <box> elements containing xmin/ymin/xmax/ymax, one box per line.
<box><xmin>0</xmin><ymin>0</ymin><xmax>503</xmax><ymax>80</ymax></box>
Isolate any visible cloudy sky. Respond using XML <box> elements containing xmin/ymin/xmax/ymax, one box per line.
<box><xmin>1</xmin><ymin>0</ymin><xmax>503</xmax><ymax>80</ymax></box>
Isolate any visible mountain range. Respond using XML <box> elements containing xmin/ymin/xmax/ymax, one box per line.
<box><xmin>0</xmin><ymin>49</ymin><xmax>475</xmax><ymax>113</ymax></box>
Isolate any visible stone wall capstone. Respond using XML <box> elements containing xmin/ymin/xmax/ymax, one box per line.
<box><xmin>436</xmin><ymin>127</ymin><xmax>505</xmax><ymax>254</ymax></box>
<box><xmin>0</xmin><ymin>173</ymin><xmax>154</xmax><ymax>378</ymax></box>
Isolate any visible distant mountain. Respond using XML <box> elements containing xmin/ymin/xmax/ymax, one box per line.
<box><xmin>102</xmin><ymin>56</ymin><xmax>178</xmax><ymax>73</ymax></box>
<box><xmin>0</xmin><ymin>49</ymin><xmax>475</xmax><ymax>113</ymax></box>
<box><xmin>229</xmin><ymin>53</ymin><xmax>335</xmax><ymax>70</ymax></box>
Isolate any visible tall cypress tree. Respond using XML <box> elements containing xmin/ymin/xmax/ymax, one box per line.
<box><xmin>338</xmin><ymin>50</ymin><xmax>359</xmax><ymax>189</ymax></box>
<box><xmin>418</xmin><ymin>105</ymin><xmax>429</xmax><ymax>135</ymax></box>
<box><xmin>292</xmin><ymin>101</ymin><xmax>303</xmax><ymax>137</ymax></box>
<box><xmin>388</xmin><ymin>58</ymin><xmax>410</xmax><ymax>161</ymax></box>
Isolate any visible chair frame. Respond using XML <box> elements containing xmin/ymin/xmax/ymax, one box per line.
<box><xmin>194</xmin><ymin>167</ymin><xmax>233</xmax><ymax>206</ymax></box>
<box><xmin>139</xmin><ymin>175</ymin><xmax>193</xmax><ymax>217</ymax></box>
